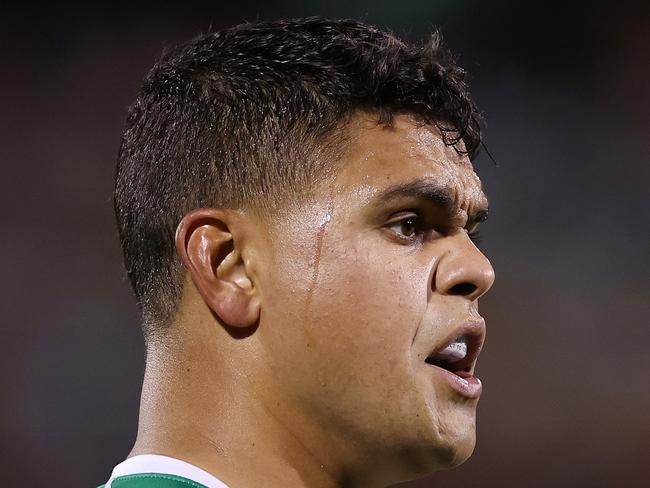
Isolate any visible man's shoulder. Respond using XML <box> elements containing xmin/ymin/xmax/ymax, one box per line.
<box><xmin>98</xmin><ymin>473</ymin><xmax>208</xmax><ymax>488</ymax></box>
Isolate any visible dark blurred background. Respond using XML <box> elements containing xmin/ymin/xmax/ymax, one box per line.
<box><xmin>1</xmin><ymin>1</ymin><xmax>648</xmax><ymax>487</ymax></box>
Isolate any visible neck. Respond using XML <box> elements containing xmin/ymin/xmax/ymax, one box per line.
<box><xmin>129</xmin><ymin>322</ymin><xmax>381</xmax><ymax>488</ymax></box>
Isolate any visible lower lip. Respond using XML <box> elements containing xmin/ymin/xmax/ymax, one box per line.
<box><xmin>431</xmin><ymin>367</ymin><xmax>482</xmax><ymax>399</ymax></box>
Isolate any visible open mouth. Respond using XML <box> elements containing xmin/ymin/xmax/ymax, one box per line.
<box><xmin>423</xmin><ymin>320</ymin><xmax>485</xmax><ymax>398</ymax></box>
<box><xmin>424</xmin><ymin>322</ymin><xmax>485</xmax><ymax>379</ymax></box>
<box><xmin>425</xmin><ymin>336</ymin><xmax>473</xmax><ymax>378</ymax></box>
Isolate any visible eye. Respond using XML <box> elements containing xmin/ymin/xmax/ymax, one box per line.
<box><xmin>468</xmin><ymin>229</ymin><xmax>482</xmax><ymax>244</ymax></box>
<box><xmin>467</xmin><ymin>210</ymin><xmax>488</xmax><ymax>245</ymax></box>
<box><xmin>466</xmin><ymin>220</ymin><xmax>484</xmax><ymax>245</ymax></box>
<box><xmin>386</xmin><ymin>215</ymin><xmax>422</xmax><ymax>240</ymax></box>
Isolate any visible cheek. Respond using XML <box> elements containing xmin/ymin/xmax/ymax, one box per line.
<box><xmin>305</xmin><ymin>239</ymin><xmax>431</xmax><ymax>367</ymax></box>
<box><xmin>257</xmin><ymin>224</ymin><xmax>434</xmax><ymax>403</ymax></box>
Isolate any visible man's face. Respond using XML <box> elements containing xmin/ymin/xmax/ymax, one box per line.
<box><xmin>252</xmin><ymin>113</ymin><xmax>495</xmax><ymax>479</ymax></box>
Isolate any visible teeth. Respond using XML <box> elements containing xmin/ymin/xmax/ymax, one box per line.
<box><xmin>434</xmin><ymin>336</ymin><xmax>467</xmax><ymax>362</ymax></box>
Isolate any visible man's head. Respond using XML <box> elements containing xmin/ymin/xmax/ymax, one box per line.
<box><xmin>115</xmin><ymin>17</ymin><xmax>494</xmax><ymax>486</ymax></box>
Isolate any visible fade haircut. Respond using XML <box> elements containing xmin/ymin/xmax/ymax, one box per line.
<box><xmin>114</xmin><ymin>17</ymin><xmax>483</xmax><ymax>335</ymax></box>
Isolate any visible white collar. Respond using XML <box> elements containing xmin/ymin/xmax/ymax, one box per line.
<box><xmin>105</xmin><ymin>454</ymin><xmax>230</xmax><ymax>488</ymax></box>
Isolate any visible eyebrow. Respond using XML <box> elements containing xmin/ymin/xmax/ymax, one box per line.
<box><xmin>372</xmin><ymin>179</ymin><xmax>489</xmax><ymax>226</ymax></box>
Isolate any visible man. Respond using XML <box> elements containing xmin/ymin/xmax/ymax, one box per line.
<box><xmin>103</xmin><ymin>16</ymin><xmax>495</xmax><ymax>488</ymax></box>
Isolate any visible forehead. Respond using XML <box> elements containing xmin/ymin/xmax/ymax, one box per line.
<box><xmin>333</xmin><ymin>113</ymin><xmax>487</xmax><ymax>212</ymax></box>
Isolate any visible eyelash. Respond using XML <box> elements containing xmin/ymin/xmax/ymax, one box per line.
<box><xmin>387</xmin><ymin>216</ymin><xmax>423</xmax><ymax>241</ymax></box>
<box><xmin>468</xmin><ymin>229</ymin><xmax>482</xmax><ymax>244</ymax></box>
<box><xmin>386</xmin><ymin>215</ymin><xmax>483</xmax><ymax>245</ymax></box>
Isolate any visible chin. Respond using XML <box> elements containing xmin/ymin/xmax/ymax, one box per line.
<box><xmin>432</xmin><ymin>396</ymin><xmax>479</xmax><ymax>466</ymax></box>
<box><xmin>433</xmin><ymin>429</ymin><xmax>477</xmax><ymax>470</ymax></box>
<box><xmin>419</xmin><ymin>409</ymin><xmax>478</xmax><ymax>472</ymax></box>
<box><xmin>384</xmin><ymin>433</ymin><xmax>475</xmax><ymax>487</ymax></box>
<box><xmin>391</xmin><ymin>420</ymin><xmax>476</xmax><ymax>483</ymax></box>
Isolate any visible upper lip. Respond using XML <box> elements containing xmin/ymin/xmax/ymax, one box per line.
<box><xmin>425</xmin><ymin>319</ymin><xmax>486</xmax><ymax>375</ymax></box>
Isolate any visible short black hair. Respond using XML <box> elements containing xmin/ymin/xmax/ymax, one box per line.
<box><xmin>114</xmin><ymin>16</ymin><xmax>483</xmax><ymax>334</ymax></box>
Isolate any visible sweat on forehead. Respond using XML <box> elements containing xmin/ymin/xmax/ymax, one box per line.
<box><xmin>332</xmin><ymin>114</ymin><xmax>487</xmax><ymax>212</ymax></box>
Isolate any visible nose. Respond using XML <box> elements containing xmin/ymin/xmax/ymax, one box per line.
<box><xmin>434</xmin><ymin>233</ymin><xmax>495</xmax><ymax>301</ymax></box>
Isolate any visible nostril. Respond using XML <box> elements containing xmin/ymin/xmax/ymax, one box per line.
<box><xmin>449</xmin><ymin>282</ymin><xmax>477</xmax><ymax>296</ymax></box>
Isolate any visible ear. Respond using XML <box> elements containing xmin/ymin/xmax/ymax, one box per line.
<box><xmin>175</xmin><ymin>208</ymin><xmax>260</xmax><ymax>328</ymax></box>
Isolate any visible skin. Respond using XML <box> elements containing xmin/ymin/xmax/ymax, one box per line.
<box><xmin>131</xmin><ymin>113</ymin><xmax>495</xmax><ymax>488</ymax></box>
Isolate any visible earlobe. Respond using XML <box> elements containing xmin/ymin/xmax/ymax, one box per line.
<box><xmin>175</xmin><ymin>208</ymin><xmax>260</xmax><ymax>328</ymax></box>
